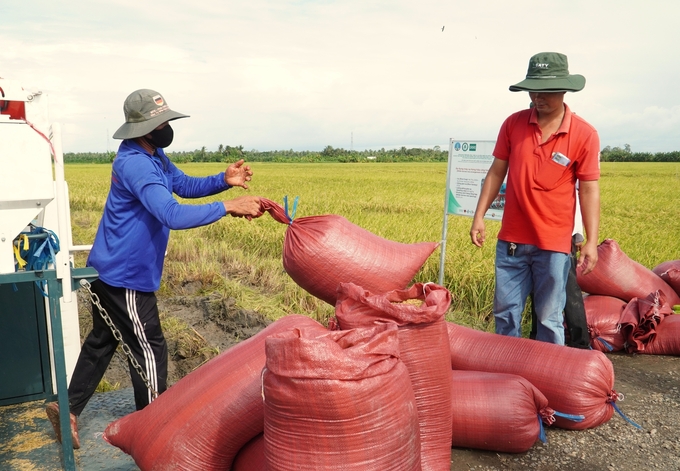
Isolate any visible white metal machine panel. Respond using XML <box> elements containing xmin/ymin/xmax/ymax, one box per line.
<box><xmin>0</xmin><ymin>78</ymin><xmax>83</xmax><ymax>389</ymax></box>
<box><xmin>0</xmin><ymin>88</ymin><xmax>54</xmax><ymax>274</ymax></box>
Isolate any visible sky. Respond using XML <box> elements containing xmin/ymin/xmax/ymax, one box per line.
<box><xmin>2</xmin><ymin>0</ymin><xmax>679</xmax><ymax>154</ymax></box>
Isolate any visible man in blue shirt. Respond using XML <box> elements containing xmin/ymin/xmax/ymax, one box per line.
<box><xmin>46</xmin><ymin>89</ymin><xmax>263</xmax><ymax>448</ymax></box>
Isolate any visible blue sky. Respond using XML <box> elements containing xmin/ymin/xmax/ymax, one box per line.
<box><xmin>2</xmin><ymin>0</ymin><xmax>679</xmax><ymax>153</ymax></box>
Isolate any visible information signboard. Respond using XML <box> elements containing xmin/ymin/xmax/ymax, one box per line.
<box><xmin>444</xmin><ymin>139</ymin><xmax>505</xmax><ymax>221</ymax></box>
<box><xmin>438</xmin><ymin>138</ymin><xmax>504</xmax><ymax>284</ymax></box>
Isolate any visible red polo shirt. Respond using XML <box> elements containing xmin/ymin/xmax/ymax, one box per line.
<box><xmin>493</xmin><ymin>104</ymin><xmax>600</xmax><ymax>254</ymax></box>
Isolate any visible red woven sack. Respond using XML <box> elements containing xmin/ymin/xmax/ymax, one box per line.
<box><xmin>232</xmin><ymin>434</ymin><xmax>266</xmax><ymax>471</ymax></box>
<box><xmin>446</xmin><ymin>322</ymin><xmax>616</xmax><ymax>430</ymax></box>
<box><xmin>262</xmin><ymin>323</ymin><xmax>422</xmax><ymax>471</ymax></box>
<box><xmin>260</xmin><ymin>198</ymin><xmax>438</xmax><ymax>306</ymax></box>
<box><xmin>620</xmin><ymin>291</ymin><xmax>674</xmax><ymax>353</ymax></box>
<box><xmin>576</xmin><ymin>239</ymin><xmax>680</xmax><ymax>306</ymax></box>
<box><xmin>583</xmin><ymin>295</ymin><xmax>627</xmax><ymax>352</ymax></box>
<box><xmin>639</xmin><ymin>314</ymin><xmax>680</xmax><ymax>355</ymax></box>
<box><xmin>334</xmin><ymin>282</ymin><xmax>452</xmax><ymax>471</ymax></box>
<box><xmin>103</xmin><ymin>315</ymin><xmax>326</xmax><ymax>471</ymax></box>
<box><xmin>449</xmin><ymin>370</ymin><xmax>553</xmax><ymax>453</ymax></box>
<box><xmin>652</xmin><ymin>260</ymin><xmax>680</xmax><ymax>301</ymax></box>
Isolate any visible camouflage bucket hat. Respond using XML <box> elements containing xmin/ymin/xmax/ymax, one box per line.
<box><xmin>112</xmin><ymin>89</ymin><xmax>189</xmax><ymax>139</ymax></box>
<box><xmin>509</xmin><ymin>52</ymin><xmax>585</xmax><ymax>93</ymax></box>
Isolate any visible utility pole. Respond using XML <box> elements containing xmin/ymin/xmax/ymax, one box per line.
<box><xmin>351</xmin><ymin>131</ymin><xmax>353</xmax><ymax>151</ymax></box>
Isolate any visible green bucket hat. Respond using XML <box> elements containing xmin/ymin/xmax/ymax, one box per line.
<box><xmin>509</xmin><ymin>52</ymin><xmax>585</xmax><ymax>93</ymax></box>
<box><xmin>112</xmin><ymin>89</ymin><xmax>189</xmax><ymax>139</ymax></box>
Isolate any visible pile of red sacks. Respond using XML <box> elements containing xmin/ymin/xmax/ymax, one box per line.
<box><xmin>104</xmin><ymin>284</ymin><xmax>625</xmax><ymax>471</ymax></box>
<box><xmin>577</xmin><ymin>239</ymin><xmax>680</xmax><ymax>355</ymax></box>
<box><xmin>102</xmin><ymin>206</ymin><xmax>636</xmax><ymax>470</ymax></box>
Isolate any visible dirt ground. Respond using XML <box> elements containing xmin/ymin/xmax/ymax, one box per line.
<box><xmin>89</xmin><ymin>293</ymin><xmax>680</xmax><ymax>471</ymax></box>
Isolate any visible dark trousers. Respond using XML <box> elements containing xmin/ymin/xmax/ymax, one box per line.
<box><xmin>530</xmin><ymin>242</ymin><xmax>590</xmax><ymax>348</ymax></box>
<box><xmin>67</xmin><ymin>279</ymin><xmax>168</xmax><ymax>415</ymax></box>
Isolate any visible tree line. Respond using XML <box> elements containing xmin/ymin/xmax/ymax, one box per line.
<box><xmin>64</xmin><ymin>145</ymin><xmax>449</xmax><ymax>163</ymax></box>
<box><xmin>63</xmin><ymin>144</ymin><xmax>680</xmax><ymax>164</ymax></box>
<box><xmin>599</xmin><ymin>145</ymin><xmax>680</xmax><ymax>162</ymax></box>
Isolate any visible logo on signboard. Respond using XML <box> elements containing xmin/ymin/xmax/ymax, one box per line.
<box><xmin>454</xmin><ymin>142</ymin><xmax>461</xmax><ymax>151</ymax></box>
<box><xmin>469</xmin><ymin>143</ymin><xmax>476</xmax><ymax>151</ymax></box>
<box><xmin>462</xmin><ymin>143</ymin><xmax>468</xmax><ymax>151</ymax></box>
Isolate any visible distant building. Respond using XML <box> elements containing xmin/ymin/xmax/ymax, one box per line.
<box><xmin>366</xmin><ymin>156</ymin><xmax>377</xmax><ymax>160</ymax></box>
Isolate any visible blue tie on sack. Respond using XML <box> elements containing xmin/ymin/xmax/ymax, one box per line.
<box><xmin>283</xmin><ymin>195</ymin><xmax>299</xmax><ymax>224</ymax></box>
<box><xmin>13</xmin><ymin>226</ymin><xmax>61</xmax><ymax>296</ymax></box>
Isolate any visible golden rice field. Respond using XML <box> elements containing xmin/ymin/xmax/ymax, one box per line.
<box><xmin>66</xmin><ymin>161</ymin><xmax>680</xmax><ymax>330</ymax></box>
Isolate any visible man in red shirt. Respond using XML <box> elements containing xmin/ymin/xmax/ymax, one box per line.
<box><xmin>470</xmin><ymin>52</ymin><xmax>600</xmax><ymax>345</ymax></box>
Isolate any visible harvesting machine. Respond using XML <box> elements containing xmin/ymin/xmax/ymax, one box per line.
<box><xmin>0</xmin><ymin>77</ymin><xmax>97</xmax><ymax>470</ymax></box>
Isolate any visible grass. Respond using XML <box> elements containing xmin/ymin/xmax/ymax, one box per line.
<box><xmin>66</xmin><ymin>161</ymin><xmax>680</xmax><ymax>333</ymax></box>
<box><xmin>160</xmin><ymin>312</ymin><xmax>220</xmax><ymax>361</ymax></box>
<box><xmin>94</xmin><ymin>378</ymin><xmax>120</xmax><ymax>393</ymax></box>
<box><xmin>598</xmin><ymin>163</ymin><xmax>680</xmax><ymax>268</ymax></box>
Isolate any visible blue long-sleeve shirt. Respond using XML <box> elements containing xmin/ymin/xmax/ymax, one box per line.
<box><xmin>87</xmin><ymin>140</ymin><xmax>229</xmax><ymax>292</ymax></box>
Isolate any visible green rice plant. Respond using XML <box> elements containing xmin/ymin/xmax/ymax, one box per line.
<box><xmin>598</xmin><ymin>162</ymin><xmax>680</xmax><ymax>268</ymax></box>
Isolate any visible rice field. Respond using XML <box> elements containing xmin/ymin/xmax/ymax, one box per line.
<box><xmin>66</xmin><ymin>161</ymin><xmax>680</xmax><ymax>330</ymax></box>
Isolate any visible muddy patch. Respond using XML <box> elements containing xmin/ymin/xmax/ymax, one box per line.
<box><xmin>160</xmin><ymin>294</ymin><xmax>270</xmax><ymax>381</ymax></box>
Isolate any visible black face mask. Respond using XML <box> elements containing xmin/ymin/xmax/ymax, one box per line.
<box><xmin>146</xmin><ymin>124</ymin><xmax>174</xmax><ymax>148</ymax></box>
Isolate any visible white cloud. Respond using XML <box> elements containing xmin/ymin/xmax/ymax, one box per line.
<box><xmin>1</xmin><ymin>0</ymin><xmax>680</xmax><ymax>152</ymax></box>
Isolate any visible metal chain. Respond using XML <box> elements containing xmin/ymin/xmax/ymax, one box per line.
<box><xmin>79</xmin><ymin>279</ymin><xmax>158</xmax><ymax>399</ymax></box>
